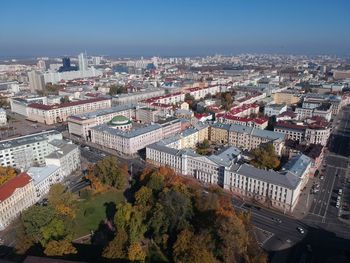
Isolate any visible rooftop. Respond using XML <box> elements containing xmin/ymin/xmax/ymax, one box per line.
<box><xmin>68</xmin><ymin>104</ymin><xmax>136</xmax><ymax>121</ymax></box>
<box><xmin>0</xmin><ymin>172</ymin><xmax>32</xmax><ymax>201</ymax></box>
<box><xmin>91</xmin><ymin>123</ymin><xmax>162</xmax><ymax>138</ymax></box>
<box><xmin>0</xmin><ymin>130</ymin><xmax>61</xmax><ymax>151</ymax></box>
<box><xmin>27</xmin><ymin>165</ymin><xmax>60</xmax><ymax>185</ymax></box>
<box><xmin>28</xmin><ymin>97</ymin><xmax>110</xmax><ymax>110</ymax></box>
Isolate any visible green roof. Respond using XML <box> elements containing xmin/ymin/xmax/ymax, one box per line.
<box><xmin>108</xmin><ymin>115</ymin><xmax>132</xmax><ymax>126</ymax></box>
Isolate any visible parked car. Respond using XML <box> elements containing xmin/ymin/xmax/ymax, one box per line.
<box><xmin>338</xmin><ymin>189</ymin><xmax>343</xmax><ymax>195</ymax></box>
<box><xmin>320</xmin><ymin>176</ymin><xmax>324</xmax><ymax>180</ymax></box>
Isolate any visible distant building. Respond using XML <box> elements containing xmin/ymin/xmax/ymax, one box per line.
<box><xmin>68</xmin><ymin>104</ymin><xmax>136</xmax><ymax>139</ymax></box>
<box><xmin>59</xmin><ymin>57</ymin><xmax>78</xmax><ymax>72</ymax></box>
<box><xmin>273</xmin><ymin>92</ymin><xmax>301</xmax><ymax>105</ymax></box>
<box><xmin>28</xmin><ymin>70</ymin><xmax>45</xmax><ymax>92</ymax></box>
<box><xmin>264</xmin><ymin>104</ymin><xmax>287</xmax><ymax>117</ymax></box>
<box><xmin>78</xmin><ymin>52</ymin><xmax>88</xmax><ymax>71</ymax></box>
<box><xmin>0</xmin><ymin>172</ymin><xmax>36</xmax><ymax>230</ymax></box>
<box><xmin>26</xmin><ymin>97</ymin><xmax>111</xmax><ymax>124</ymax></box>
<box><xmin>0</xmin><ymin>108</ymin><xmax>7</xmax><ymax>126</ymax></box>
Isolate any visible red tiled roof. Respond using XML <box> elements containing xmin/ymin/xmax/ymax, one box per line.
<box><xmin>0</xmin><ymin>172</ymin><xmax>32</xmax><ymax>202</ymax></box>
<box><xmin>28</xmin><ymin>97</ymin><xmax>110</xmax><ymax>110</ymax></box>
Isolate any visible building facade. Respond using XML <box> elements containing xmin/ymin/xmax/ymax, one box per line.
<box><xmin>27</xmin><ymin>98</ymin><xmax>111</xmax><ymax>124</ymax></box>
<box><xmin>0</xmin><ymin>173</ymin><xmax>36</xmax><ymax>230</ymax></box>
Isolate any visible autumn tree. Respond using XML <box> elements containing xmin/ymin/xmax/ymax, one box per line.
<box><xmin>94</xmin><ymin>156</ymin><xmax>127</xmax><ymax>189</ymax></box>
<box><xmin>48</xmin><ymin>183</ymin><xmax>76</xmax><ymax>218</ymax></box>
<box><xmin>0</xmin><ymin>166</ymin><xmax>17</xmax><ymax>186</ymax></box>
<box><xmin>127</xmin><ymin>243</ymin><xmax>146</xmax><ymax>262</ymax></box>
<box><xmin>44</xmin><ymin>239</ymin><xmax>77</xmax><ymax>256</ymax></box>
<box><xmin>250</xmin><ymin>143</ymin><xmax>280</xmax><ymax>170</ymax></box>
<box><xmin>102</xmin><ymin>229</ymin><xmax>128</xmax><ymax>260</ymax></box>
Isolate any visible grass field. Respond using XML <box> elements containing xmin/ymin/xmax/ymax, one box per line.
<box><xmin>73</xmin><ymin>190</ymin><xmax>125</xmax><ymax>238</ymax></box>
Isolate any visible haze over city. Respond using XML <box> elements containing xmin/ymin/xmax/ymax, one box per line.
<box><xmin>1</xmin><ymin>1</ymin><xmax>350</xmax><ymax>263</ymax></box>
<box><xmin>1</xmin><ymin>0</ymin><xmax>350</xmax><ymax>57</ymax></box>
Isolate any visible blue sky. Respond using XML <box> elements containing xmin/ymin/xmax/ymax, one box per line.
<box><xmin>1</xmin><ymin>0</ymin><xmax>350</xmax><ymax>57</ymax></box>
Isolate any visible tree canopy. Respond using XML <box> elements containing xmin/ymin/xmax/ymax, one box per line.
<box><xmin>250</xmin><ymin>143</ymin><xmax>280</xmax><ymax>170</ymax></box>
<box><xmin>0</xmin><ymin>166</ymin><xmax>17</xmax><ymax>186</ymax></box>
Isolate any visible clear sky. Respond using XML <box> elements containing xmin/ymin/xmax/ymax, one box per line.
<box><xmin>1</xmin><ymin>0</ymin><xmax>350</xmax><ymax>57</ymax></box>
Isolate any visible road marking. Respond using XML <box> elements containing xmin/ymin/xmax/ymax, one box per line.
<box><xmin>322</xmin><ymin>168</ymin><xmax>338</xmax><ymax>223</ymax></box>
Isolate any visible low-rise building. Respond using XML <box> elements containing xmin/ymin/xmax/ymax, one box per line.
<box><xmin>45</xmin><ymin>139</ymin><xmax>81</xmax><ymax>179</ymax></box>
<box><xmin>210</xmin><ymin>123</ymin><xmax>285</xmax><ymax>155</ymax></box>
<box><xmin>27</xmin><ymin>165</ymin><xmax>61</xmax><ymax>200</ymax></box>
<box><xmin>68</xmin><ymin>104</ymin><xmax>136</xmax><ymax>139</ymax></box>
<box><xmin>27</xmin><ymin>97</ymin><xmax>111</xmax><ymax>124</ymax></box>
<box><xmin>224</xmin><ymin>154</ymin><xmax>311</xmax><ymax>212</ymax></box>
<box><xmin>274</xmin><ymin>119</ymin><xmax>331</xmax><ymax>146</ymax></box>
<box><xmin>0</xmin><ymin>173</ymin><xmax>36</xmax><ymax>230</ymax></box>
<box><xmin>264</xmin><ymin>104</ymin><xmax>287</xmax><ymax>117</ymax></box>
<box><xmin>0</xmin><ymin>130</ymin><xmax>62</xmax><ymax>170</ymax></box>
<box><xmin>0</xmin><ymin>108</ymin><xmax>7</xmax><ymax>126</ymax></box>
<box><xmin>273</xmin><ymin>91</ymin><xmax>301</xmax><ymax>105</ymax></box>
<box><xmin>295</xmin><ymin>103</ymin><xmax>332</xmax><ymax>122</ymax></box>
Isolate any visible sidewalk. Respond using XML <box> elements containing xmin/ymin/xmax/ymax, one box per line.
<box><xmin>291</xmin><ymin>176</ymin><xmax>317</xmax><ymax>219</ymax></box>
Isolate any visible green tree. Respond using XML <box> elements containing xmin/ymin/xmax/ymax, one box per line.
<box><xmin>250</xmin><ymin>143</ymin><xmax>280</xmax><ymax>170</ymax></box>
<box><xmin>21</xmin><ymin>205</ymin><xmax>55</xmax><ymax>243</ymax></box>
<box><xmin>135</xmin><ymin>186</ymin><xmax>154</xmax><ymax>210</ymax></box>
<box><xmin>94</xmin><ymin>156</ymin><xmax>126</xmax><ymax>189</ymax></box>
<box><xmin>145</xmin><ymin>172</ymin><xmax>164</xmax><ymax>194</ymax></box>
<box><xmin>103</xmin><ymin>229</ymin><xmax>128</xmax><ymax>260</ymax></box>
<box><xmin>128</xmin><ymin>207</ymin><xmax>147</xmax><ymax>243</ymax></box>
<box><xmin>60</xmin><ymin>96</ymin><xmax>70</xmax><ymax>103</ymax></box>
<box><xmin>40</xmin><ymin>218</ymin><xmax>67</xmax><ymax>245</ymax></box>
<box><xmin>114</xmin><ymin>202</ymin><xmax>133</xmax><ymax>231</ymax></box>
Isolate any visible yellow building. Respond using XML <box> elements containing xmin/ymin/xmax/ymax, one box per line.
<box><xmin>209</xmin><ymin>124</ymin><xmax>229</xmax><ymax>144</ymax></box>
<box><xmin>273</xmin><ymin>92</ymin><xmax>301</xmax><ymax>105</ymax></box>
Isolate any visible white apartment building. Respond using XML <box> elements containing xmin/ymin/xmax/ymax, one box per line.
<box><xmin>26</xmin><ymin>98</ymin><xmax>111</xmax><ymax>125</ymax></box>
<box><xmin>0</xmin><ymin>130</ymin><xmax>62</xmax><ymax>170</ymax></box>
<box><xmin>10</xmin><ymin>96</ymin><xmax>47</xmax><ymax>117</ymax></box>
<box><xmin>274</xmin><ymin>120</ymin><xmax>331</xmax><ymax>146</ymax></box>
<box><xmin>27</xmin><ymin>165</ymin><xmax>61</xmax><ymax>201</ymax></box>
<box><xmin>147</xmin><ymin>139</ymin><xmax>310</xmax><ymax>213</ymax></box>
<box><xmin>0</xmin><ymin>108</ymin><xmax>7</xmax><ymax>126</ymax></box>
<box><xmin>68</xmin><ymin>104</ymin><xmax>136</xmax><ymax>139</ymax></box>
<box><xmin>295</xmin><ymin>103</ymin><xmax>332</xmax><ymax>122</ymax></box>
<box><xmin>264</xmin><ymin>104</ymin><xmax>287</xmax><ymax>117</ymax></box>
<box><xmin>224</xmin><ymin>154</ymin><xmax>311</xmax><ymax>212</ymax></box>
<box><xmin>91</xmin><ymin>123</ymin><xmax>164</xmax><ymax>155</ymax></box>
<box><xmin>91</xmin><ymin>118</ymin><xmax>182</xmax><ymax>155</ymax></box>
<box><xmin>45</xmin><ymin>139</ymin><xmax>81</xmax><ymax>179</ymax></box>
<box><xmin>112</xmin><ymin>89</ymin><xmax>165</xmax><ymax>105</ymax></box>
<box><xmin>0</xmin><ymin>172</ymin><xmax>36</xmax><ymax>230</ymax></box>
<box><xmin>43</xmin><ymin>67</ymin><xmax>102</xmax><ymax>84</ymax></box>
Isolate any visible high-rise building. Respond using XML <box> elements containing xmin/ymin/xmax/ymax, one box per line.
<box><xmin>78</xmin><ymin>52</ymin><xmax>88</xmax><ymax>71</ymax></box>
<box><xmin>59</xmin><ymin>57</ymin><xmax>77</xmax><ymax>72</ymax></box>
<box><xmin>28</xmin><ymin>70</ymin><xmax>45</xmax><ymax>92</ymax></box>
<box><xmin>37</xmin><ymin>60</ymin><xmax>46</xmax><ymax>71</ymax></box>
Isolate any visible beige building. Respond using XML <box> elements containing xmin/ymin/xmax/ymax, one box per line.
<box><xmin>27</xmin><ymin>98</ymin><xmax>111</xmax><ymax>124</ymax></box>
<box><xmin>68</xmin><ymin>104</ymin><xmax>136</xmax><ymax>139</ymax></box>
<box><xmin>0</xmin><ymin>173</ymin><xmax>36</xmax><ymax>230</ymax></box>
<box><xmin>210</xmin><ymin>123</ymin><xmax>285</xmax><ymax>155</ymax></box>
<box><xmin>273</xmin><ymin>92</ymin><xmax>301</xmax><ymax>105</ymax></box>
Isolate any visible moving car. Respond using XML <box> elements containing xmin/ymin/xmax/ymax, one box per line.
<box><xmin>338</xmin><ymin>189</ymin><xmax>343</xmax><ymax>195</ymax></box>
<box><xmin>297</xmin><ymin>227</ymin><xmax>305</xmax><ymax>234</ymax></box>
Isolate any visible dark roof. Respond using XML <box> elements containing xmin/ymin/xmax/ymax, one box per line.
<box><xmin>23</xmin><ymin>256</ymin><xmax>86</xmax><ymax>263</ymax></box>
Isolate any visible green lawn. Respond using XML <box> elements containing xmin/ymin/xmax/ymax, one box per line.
<box><xmin>73</xmin><ymin>190</ymin><xmax>125</xmax><ymax>238</ymax></box>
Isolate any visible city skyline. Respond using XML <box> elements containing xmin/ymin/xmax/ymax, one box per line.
<box><xmin>1</xmin><ymin>0</ymin><xmax>350</xmax><ymax>57</ymax></box>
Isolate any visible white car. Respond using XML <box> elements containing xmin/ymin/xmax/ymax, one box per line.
<box><xmin>320</xmin><ymin>176</ymin><xmax>324</xmax><ymax>180</ymax></box>
<box><xmin>338</xmin><ymin>189</ymin><xmax>343</xmax><ymax>195</ymax></box>
<box><xmin>297</xmin><ymin>227</ymin><xmax>305</xmax><ymax>234</ymax></box>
